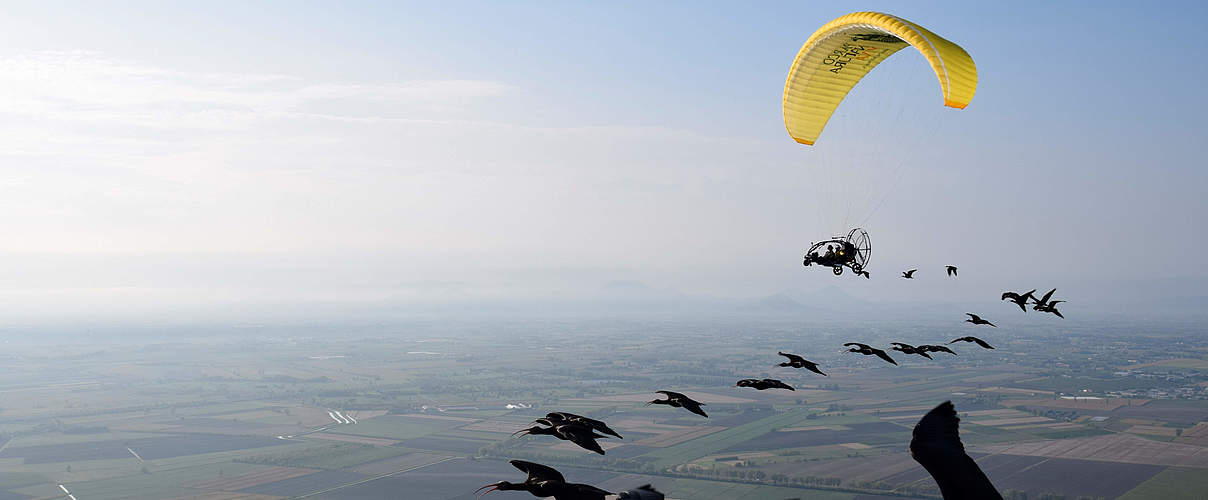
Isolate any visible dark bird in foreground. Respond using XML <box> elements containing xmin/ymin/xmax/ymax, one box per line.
<box><xmin>736</xmin><ymin>378</ymin><xmax>795</xmax><ymax>391</ymax></box>
<box><xmin>777</xmin><ymin>351</ymin><xmax>828</xmax><ymax>376</ymax></box>
<box><xmin>1031</xmin><ymin>288</ymin><xmax>1057</xmax><ymax>307</ymax></box>
<box><xmin>514</xmin><ymin>419</ymin><xmax>607</xmax><ymax>455</ymax></box>
<box><xmin>647</xmin><ymin>390</ymin><xmax>708</xmax><ymax>418</ymax></box>
<box><xmin>1001</xmin><ymin>289</ymin><xmax>1037</xmax><ymax>312</ymax></box>
<box><xmin>617</xmin><ymin>484</ymin><xmax>665</xmax><ymax>500</ymax></box>
<box><xmin>844</xmin><ymin>342</ymin><xmax>898</xmax><ymax>365</ymax></box>
<box><xmin>950</xmin><ymin>336</ymin><xmax>995</xmax><ymax>349</ymax></box>
<box><xmin>545</xmin><ymin>412</ymin><xmax>623</xmax><ymax>439</ymax></box>
<box><xmin>917</xmin><ymin>344</ymin><xmax>958</xmax><ymax>355</ymax></box>
<box><xmin>911</xmin><ymin>402</ymin><xmax>1003</xmax><ymax>499</ymax></box>
<box><xmin>964</xmin><ymin>313</ymin><xmax>996</xmax><ymax>327</ymax></box>
<box><xmin>902</xmin><ymin>269</ymin><xmax>917</xmax><ymax>279</ymax></box>
<box><xmin>1035</xmin><ymin>301</ymin><xmax>1065</xmax><ymax>318</ymax></box>
<box><xmin>890</xmin><ymin>342</ymin><xmax>934</xmax><ymax>359</ymax></box>
<box><xmin>477</xmin><ymin>459</ymin><xmax>612</xmax><ymax>500</ymax></box>
<box><xmin>946</xmin><ymin>265</ymin><xmax>958</xmax><ymax>277</ymax></box>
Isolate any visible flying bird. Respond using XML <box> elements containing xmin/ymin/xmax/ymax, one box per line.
<box><xmin>514</xmin><ymin>419</ymin><xmax>607</xmax><ymax>455</ymax></box>
<box><xmin>917</xmin><ymin>344</ymin><xmax>958</xmax><ymax>355</ymax></box>
<box><xmin>891</xmin><ymin>342</ymin><xmax>934</xmax><ymax>359</ymax></box>
<box><xmin>965</xmin><ymin>313</ymin><xmax>996</xmax><ymax>327</ymax></box>
<box><xmin>950</xmin><ymin>336</ymin><xmax>995</xmax><ymax>349</ymax></box>
<box><xmin>777</xmin><ymin>351</ymin><xmax>828</xmax><ymax>376</ymax></box>
<box><xmin>1001</xmin><ymin>289</ymin><xmax>1037</xmax><ymax>312</ymax></box>
<box><xmin>647</xmin><ymin>390</ymin><xmax>708</xmax><ymax>418</ymax></box>
<box><xmin>910</xmin><ymin>402</ymin><xmax>1003</xmax><ymax>499</ymax></box>
<box><xmin>1032</xmin><ymin>288</ymin><xmax>1058</xmax><ymax>307</ymax></box>
<box><xmin>617</xmin><ymin>484</ymin><xmax>665</xmax><ymax>500</ymax></box>
<box><xmin>902</xmin><ymin>269</ymin><xmax>917</xmax><ymax>279</ymax></box>
<box><xmin>736</xmin><ymin>378</ymin><xmax>795</xmax><ymax>391</ymax></box>
<box><xmin>477</xmin><ymin>459</ymin><xmax>613</xmax><ymax>500</ymax></box>
<box><xmin>946</xmin><ymin>266</ymin><xmax>958</xmax><ymax>277</ymax></box>
<box><xmin>545</xmin><ymin>412</ymin><xmax>623</xmax><ymax>439</ymax></box>
<box><xmin>844</xmin><ymin>342</ymin><xmax>898</xmax><ymax>365</ymax></box>
<box><xmin>1035</xmin><ymin>301</ymin><xmax>1065</xmax><ymax>318</ymax></box>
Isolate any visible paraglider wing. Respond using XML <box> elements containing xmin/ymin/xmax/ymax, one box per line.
<box><xmin>783</xmin><ymin>11</ymin><xmax>978</xmax><ymax>145</ymax></box>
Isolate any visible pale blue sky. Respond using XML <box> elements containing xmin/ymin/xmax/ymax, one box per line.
<box><xmin>0</xmin><ymin>1</ymin><xmax>1204</xmax><ymax>322</ymax></box>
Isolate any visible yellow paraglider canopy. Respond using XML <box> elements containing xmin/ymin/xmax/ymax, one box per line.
<box><xmin>783</xmin><ymin>12</ymin><xmax>977</xmax><ymax>145</ymax></box>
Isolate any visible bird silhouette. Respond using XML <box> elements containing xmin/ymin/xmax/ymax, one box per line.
<box><xmin>950</xmin><ymin>336</ymin><xmax>995</xmax><ymax>349</ymax></box>
<box><xmin>477</xmin><ymin>460</ymin><xmax>613</xmax><ymax>499</ymax></box>
<box><xmin>858</xmin><ymin>270</ymin><xmax>870</xmax><ymax>279</ymax></box>
<box><xmin>514</xmin><ymin>419</ymin><xmax>608</xmax><ymax>455</ymax></box>
<box><xmin>946</xmin><ymin>266</ymin><xmax>958</xmax><ymax>277</ymax></box>
<box><xmin>965</xmin><ymin>313</ymin><xmax>996</xmax><ymax>327</ymax></box>
<box><xmin>617</xmin><ymin>484</ymin><xmax>665</xmax><ymax>500</ymax></box>
<box><xmin>1001</xmin><ymin>289</ymin><xmax>1037</xmax><ymax>312</ymax></box>
<box><xmin>545</xmin><ymin>412</ymin><xmax>623</xmax><ymax>439</ymax></box>
<box><xmin>1032</xmin><ymin>288</ymin><xmax>1058</xmax><ymax>307</ymax></box>
<box><xmin>902</xmin><ymin>269</ymin><xmax>917</xmax><ymax>279</ymax></box>
<box><xmin>917</xmin><ymin>344</ymin><xmax>958</xmax><ymax>355</ymax></box>
<box><xmin>891</xmin><ymin>342</ymin><xmax>934</xmax><ymax>359</ymax></box>
<box><xmin>647</xmin><ymin>390</ymin><xmax>708</xmax><ymax>418</ymax></box>
<box><xmin>777</xmin><ymin>351</ymin><xmax>828</xmax><ymax>376</ymax></box>
<box><xmin>1035</xmin><ymin>301</ymin><xmax>1065</xmax><ymax>318</ymax></box>
<box><xmin>844</xmin><ymin>342</ymin><xmax>898</xmax><ymax>365</ymax></box>
<box><xmin>910</xmin><ymin>402</ymin><xmax>1003</xmax><ymax>499</ymax></box>
<box><xmin>736</xmin><ymin>378</ymin><xmax>795</xmax><ymax>391</ymax></box>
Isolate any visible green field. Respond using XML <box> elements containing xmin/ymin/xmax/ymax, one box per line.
<box><xmin>1118</xmin><ymin>467</ymin><xmax>1208</xmax><ymax>500</ymax></box>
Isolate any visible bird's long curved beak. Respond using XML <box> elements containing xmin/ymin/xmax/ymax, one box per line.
<box><xmin>476</xmin><ymin>483</ymin><xmax>503</xmax><ymax>497</ymax></box>
<box><xmin>644</xmin><ymin>401</ymin><xmax>653</xmax><ymax>406</ymax></box>
<box><xmin>510</xmin><ymin>429</ymin><xmax>531</xmax><ymax>437</ymax></box>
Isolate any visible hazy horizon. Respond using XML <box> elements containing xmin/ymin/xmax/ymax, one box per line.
<box><xmin>1</xmin><ymin>1</ymin><xmax>1205</xmax><ymax>326</ymax></box>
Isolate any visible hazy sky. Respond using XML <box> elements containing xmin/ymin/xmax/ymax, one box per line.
<box><xmin>0</xmin><ymin>1</ymin><xmax>1205</xmax><ymax>323</ymax></box>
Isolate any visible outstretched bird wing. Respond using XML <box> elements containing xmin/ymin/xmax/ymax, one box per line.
<box><xmin>1036</xmin><ymin>288</ymin><xmax>1056</xmax><ymax>306</ymax></box>
<box><xmin>778</xmin><ymin>351</ymin><xmax>805</xmax><ymax>363</ymax></box>
<box><xmin>656</xmin><ymin>390</ymin><xmax>688</xmax><ymax>400</ymax></box>
<box><xmin>844</xmin><ymin>342</ymin><xmax>872</xmax><ymax>349</ymax></box>
<box><xmin>874</xmin><ymin>349</ymin><xmax>898</xmax><ymax>365</ymax></box>
<box><xmin>965</xmin><ymin>313</ymin><xmax>979</xmax><ymax>321</ymax></box>
<box><xmin>970</xmin><ymin>337</ymin><xmax>995</xmax><ymax>349</ymax></box>
<box><xmin>806</xmin><ymin>364</ymin><xmax>828</xmax><ymax>376</ymax></box>
<box><xmin>765</xmin><ymin>379</ymin><xmax>795</xmax><ymax>391</ymax></box>
<box><xmin>910</xmin><ymin>402</ymin><xmax>1003</xmax><ymax>500</ymax></box>
<box><xmin>683</xmin><ymin>400</ymin><xmax>709</xmax><ymax>418</ymax></box>
<box><xmin>509</xmin><ymin>459</ymin><xmax>565</xmax><ymax>483</ymax></box>
<box><xmin>1001</xmin><ymin>292</ymin><xmax>1019</xmax><ymax>301</ymax></box>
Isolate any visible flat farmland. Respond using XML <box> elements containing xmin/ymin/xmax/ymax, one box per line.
<box><xmin>327</xmin><ymin>415</ymin><xmax>465</xmax><ymax>440</ymax></box>
<box><xmin>350</xmin><ymin>452</ymin><xmax>453</xmax><ymax>475</ymax></box>
<box><xmin>188</xmin><ymin>466</ymin><xmax>318</xmax><ymax>491</ymax></box>
<box><xmin>400</xmin><ymin>436</ymin><xmax>490</xmax><ymax>454</ymax></box>
<box><xmin>984</xmin><ymin>456</ymin><xmax>1165</xmax><ymax>499</ymax></box>
<box><xmin>1003</xmin><ymin>397</ymin><xmax>1139</xmax><ymax>411</ymax></box>
<box><xmin>632</xmin><ymin>426</ymin><xmax>726</xmax><ymax>447</ymax></box>
<box><xmin>307</xmin><ymin>433</ymin><xmax>398</xmax><ymax>446</ymax></box>
<box><xmin>721</xmin><ymin>422</ymin><xmax>908</xmax><ymax>452</ymax></box>
<box><xmin>1118</xmin><ymin>466</ymin><xmax>1208</xmax><ymax>499</ymax></box>
<box><xmin>976</xmin><ymin>433</ymin><xmax>1208</xmax><ymax>467</ymax></box>
<box><xmin>0</xmin><ymin>435</ymin><xmax>288</xmax><ymax>464</ymax></box>
<box><xmin>241</xmin><ymin>469</ymin><xmax>369</xmax><ymax>497</ymax></box>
